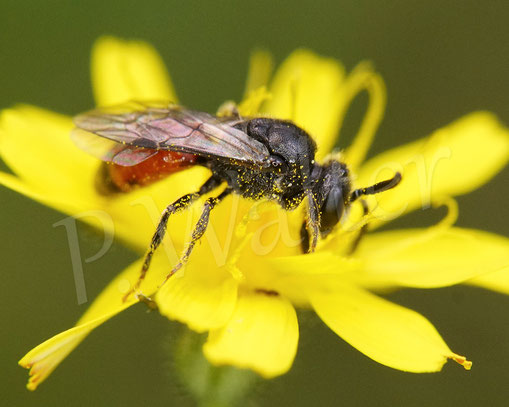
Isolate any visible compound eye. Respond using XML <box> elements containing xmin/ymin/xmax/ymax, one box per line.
<box><xmin>320</xmin><ymin>187</ymin><xmax>344</xmax><ymax>236</ymax></box>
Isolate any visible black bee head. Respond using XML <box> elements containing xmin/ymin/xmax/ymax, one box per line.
<box><xmin>312</xmin><ymin>160</ymin><xmax>351</xmax><ymax>237</ymax></box>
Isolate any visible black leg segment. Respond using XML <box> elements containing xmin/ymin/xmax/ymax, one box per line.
<box><xmin>123</xmin><ymin>175</ymin><xmax>222</xmax><ymax>302</ymax></box>
<box><xmin>160</xmin><ymin>187</ymin><xmax>233</xmax><ymax>286</ymax></box>
<box><xmin>301</xmin><ymin>188</ymin><xmax>320</xmax><ymax>254</ymax></box>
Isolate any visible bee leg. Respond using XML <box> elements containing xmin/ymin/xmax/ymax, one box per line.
<box><xmin>300</xmin><ymin>222</ymin><xmax>310</xmax><ymax>253</ymax></box>
<box><xmin>300</xmin><ymin>221</ymin><xmax>319</xmax><ymax>253</ymax></box>
<box><xmin>347</xmin><ymin>199</ymin><xmax>369</xmax><ymax>255</ymax></box>
<box><xmin>160</xmin><ymin>187</ymin><xmax>233</xmax><ymax>286</ymax></box>
<box><xmin>123</xmin><ymin>175</ymin><xmax>222</xmax><ymax>302</ymax></box>
<box><xmin>302</xmin><ymin>189</ymin><xmax>320</xmax><ymax>254</ymax></box>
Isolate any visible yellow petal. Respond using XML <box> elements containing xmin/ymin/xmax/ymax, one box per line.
<box><xmin>0</xmin><ymin>106</ymin><xmax>119</xmax><ymax>237</ymax></box>
<box><xmin>156</xmin><ymin>260</ymin><xmax>238</xmax><ymax>333</ymax></box>
<box><xmin>0</xmin><ymin>105</ymin><xmax>98</xmax><ymax>202</ymax></box>
<box><xmin>256</xmin><ymin>253</ymin><xmax>361</xmax><ymax>306</ymax></box>
<box><xmin>352</xmin><ymin>112</ymin><xmax>509</xmax><ymax>227</ymax></box>
<box><xmin>237</xmin><ymin>86</ymin><xmax>271</xmax><ymax>117</ymax></box>
<box><xmin>155</xmin><ymin>193</ymin><xmax>272</xmax><ymax>331</ymax></box>
<box><xmin>311</xmin><ymin>285</ymin><xmax>471</xmax><ymax>372</ymax></box>
<box><xmin>91</xmin><ymin>36</ymin><xmax>177</xmax><ymax>107</ymax></box>
<box><xmin>203</xmin><ymin>291</ymin><xmax>299</xmax><ymax>378</ymax></box>
<box><xmin>243</xmin><ymin>49</ymin><xmax>273</xmax><ymax>97</ymax></box>
<box><xmin>262</xmin><ymin>50</ymin><xmax>346</xmax><ymax>158</ymax></box>
<box><xmin>351</xmin><ymin>227</ymin><xmax>509</xmax><ymax>289</ymax></box>
<box><xmin>156</xmin><ymin>193</ymin><xmax>264</xmax><ymax>331</ymax></box>
<box><xmin>82</xmin><ymin>250</ymin><xmax>192</xmax><ymax>325</ymax></box>
<box><xmin>468</xmin><ymin>266</ymin><xmax>509</xmax><ymax>294</ymax></box>
<box><xmin>0</xmin><ymin>171</ymin><xmax>80</xmax><ymax>213</ymax></box>
<box><xmin>18</xmin><ymin>252</ymin><xmax>178</xmax><ymax>390</ymax></box>
<box><xmin>341</xmin><ymin>63</ymin><xmax>386</xmax><ymax>170</ymax></box>
<box><xmin>18</xmin><ymin>303</ymin><xmax>132</xmax><ymax>391</ymax></box>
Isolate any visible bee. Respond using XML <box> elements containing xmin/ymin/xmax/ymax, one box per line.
<box><xmin>72</xmin><ymin>102</ymin><xmax>401</xmax><ymax>299</ymax></box>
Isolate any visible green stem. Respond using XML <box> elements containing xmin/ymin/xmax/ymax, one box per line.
<box><xmin>171</xmin><ymin>327</ymin><xmax>259</xmax><ymax>407</ymax></box>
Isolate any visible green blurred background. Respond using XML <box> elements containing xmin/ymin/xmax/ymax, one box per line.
<box><xmin>1</xmin><ymin>0</ymin><xmax>509</xmax><ymax>406</ymax></box>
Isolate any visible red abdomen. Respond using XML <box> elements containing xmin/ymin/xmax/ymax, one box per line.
<box><xmin>102</xmin><ymin>150</ymin><xmax>198</xmax><ymax>193</ymax></box>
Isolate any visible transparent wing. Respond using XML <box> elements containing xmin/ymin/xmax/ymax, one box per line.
<box><xmin>72</xmin><ymin>102</ymin><xmax>270</xmax><ymax>167</ymax></box>
<box><xmin>71</xmin><ymin>128</ymin><xmax>158</xmax><ymax>166</ymax></box>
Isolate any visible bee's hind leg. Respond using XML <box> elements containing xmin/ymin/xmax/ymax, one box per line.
<box><xmin>123</xmin><ymin>175</ymin><xmax>222</xmax><ymax>302</ymax></box>
<box><xmin>160</xmin><ymin>187</ymin><xmax>233</xmax><ymax>286</ymax></box>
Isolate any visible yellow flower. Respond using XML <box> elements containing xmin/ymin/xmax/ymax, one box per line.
<box><xmin>2</xmin><ymin>37</ymin><xmax>509</xmax><ymax>391</ymax></box>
